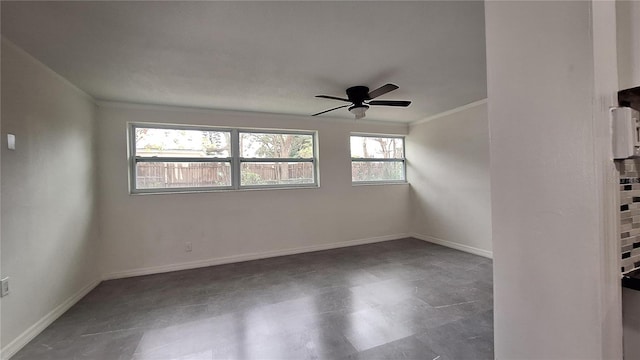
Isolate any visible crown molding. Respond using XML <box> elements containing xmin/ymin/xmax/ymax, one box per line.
<box><xmin>410</xmin><ymin>99</ymin><xmax>488</xmax><ymax>127</ymax></box>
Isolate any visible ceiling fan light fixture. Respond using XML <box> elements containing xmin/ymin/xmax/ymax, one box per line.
<box><xmin>349</xmin><ymin>105</ymin><xmax>369</xmax><ymax>119</ymax></box>
<box><xmin>312</xmin><ymin>84</ymin><xmax>409</xmax><ymax>118</ymax></box>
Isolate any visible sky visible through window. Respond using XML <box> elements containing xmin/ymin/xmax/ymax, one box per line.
<box><xmin>135</xmin><ymin>128</ymin><xmax>313</xmax><ymax>159</ymax></box>
<box><xmin>350</xmin><ymin>136</ymin><xmax>404</xmax><ymax>159</ymax></box>
<box><xmin>135</xmin><ymin>128</ymin><xmax>231</xmax><ymax>157</ymax></box>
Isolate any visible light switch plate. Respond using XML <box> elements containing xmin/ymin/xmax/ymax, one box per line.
<box><xmin>7</xmin><ymin>134</ymin><xmax>15</xmax><ymax>150</ymax></box>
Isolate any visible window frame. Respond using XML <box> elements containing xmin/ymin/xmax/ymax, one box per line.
<box><xmin>350</xmin><ymin>133</ymin><xmax>407</xmax><ymax>185</ymax></box>
<box><xmin>128</xmin><ymin>123</ymin><xmax>318</xmax><ymax>194</ymax></box>
<box><xmin>238</xmin><ymin>129</ymin><xmax>318</xmax><ymax>190</ymax></box>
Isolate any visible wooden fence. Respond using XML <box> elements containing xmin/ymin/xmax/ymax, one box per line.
<box><xmin>136</xmin><ymin>162</ymin><xmax>313</xmax><ymax>188</ymax></box>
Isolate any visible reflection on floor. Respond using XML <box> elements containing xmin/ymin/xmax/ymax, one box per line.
<box><xmin>14</xmin><ymin>238</ymin><xmax>493</xmax><ymax>359</ymax></box>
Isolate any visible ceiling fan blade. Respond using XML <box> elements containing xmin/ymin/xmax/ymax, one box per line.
<box><xmin>367</xmin><ymin>83</ymin><xmax>399</xmax><ymax>99</ymax></box>
<box><xmin>312</xmin><ymin>104</ymin><xmax>350</xmax><ymax>116</ymax></box>
<box><xmin>316</xmin><ymin>95</ymin><xmax>351</xmax><ymax>102</ymax></box>
<box><xmin>368</xmin><ymin>100</ymin><xmax>411</xmax><ymax>107</ymax></box>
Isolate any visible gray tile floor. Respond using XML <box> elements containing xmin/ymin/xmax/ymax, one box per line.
<box><xmin>14</xmin><ymin>238</ymin><xmax>493</xmax><ymax>360</ymax></box>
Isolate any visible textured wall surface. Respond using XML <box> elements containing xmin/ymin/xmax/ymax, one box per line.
<box><xmin>1</xmin><ymin>38</ymin><xmax>100</xmax><ymax>350</ymax></box>
<box><xmin>407</xmin><ymin>101</ymin><xmax>492</xmax><ymax>256</ymax></box>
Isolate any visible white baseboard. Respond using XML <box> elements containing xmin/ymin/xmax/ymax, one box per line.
<box><xmin>1</xmin><ymin>279</ymin><xmax>101</xmax><ymax>360</ymax></box>
<box><xmin>103</xmin><ymin>233</ymin><xmax>409</xmax><ymax>280</ymax></box>
<box><xmin>410</xmin><ymin>232</ymin><xmax>493</xmax><ymax>259</ymax></box>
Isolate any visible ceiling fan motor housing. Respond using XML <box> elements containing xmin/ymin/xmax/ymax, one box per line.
<box><xmin>346</xmin><ymin>86</ymin><xmax>370</xmax><ymax>104</ymax></box>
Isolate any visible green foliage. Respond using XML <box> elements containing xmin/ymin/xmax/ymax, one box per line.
<box><xmin>202</xmin><ymin>131</ymin><xmax>230</xmax><ymax>156</ymax></box>
<box><xmin>290</xmin><ymin>136</ymin><xmax>313</xmax><ymax>158</ymax></box>
<box><xmin>352</xmin><ymin>161</ymin><xmax>404</xmax><ymax>182</ymax></box>
<box><xmin>251</xmin><ymin>134</ymin><xmax>313</xmax><ymax>158</ymax></box>
<box><xmin>144</xmin><ymin>144</ymin><xmax>163</xmax><ymax>150</ymax></box>
<box><xmin>241</xmin><ymin>171</ymin><xmax>262</xmax><ymax>185</ymax></box>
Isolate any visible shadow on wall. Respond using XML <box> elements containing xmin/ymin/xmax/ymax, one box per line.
<box><xmin>406</xmin><ymin>101</ymin><xmax>492</xmax><ymax>255</ymax></box>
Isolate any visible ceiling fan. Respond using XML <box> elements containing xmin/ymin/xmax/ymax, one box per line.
<box><xmin>312</xmin><ymin>83</ymin><xmax>411</xmax><ymax>119</ymax></box>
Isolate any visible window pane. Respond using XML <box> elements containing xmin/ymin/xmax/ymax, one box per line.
<box><xmin>135</xmin><ymin>127</ymin><xmax>231</xmax><ymax>158</ymax></box>
<box><xmin>350</xmin><ymin>136</ymin><xmax>404</xmax><ymax>159</ymax></box>
<box><xmin>241</xmin><ymin>162</ymin><xmax>314</xmax><ymax>186</ymax></box>
<box><xmin>136</xmin><ymin>162</ymin><xmax>231</xmax><ymax>189</ymax></box>
<box><xmin>240</xmin><ymin>132</ymin><xmax>313</xmax><ymax>158</ymax></box>
<box><xmin>352</xmin><ymin>161</ymin><xmax>405</xmax><ymax>182</ymax></box>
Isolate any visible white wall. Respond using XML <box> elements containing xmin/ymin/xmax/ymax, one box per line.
<box><xmin>485</xmin><ymin>1</ymin><xmax>621</xmax><ymax>359</ymax></box>
<box><xmin>406</xmin><ymin>101</ymin><xmax>491</xmax><ymax>257</ymax></box>
<box><xmin>97</xmin><ymin>103</ymin><xmax>410</xmax><ymax>278</ymax></box>
<box><xmin>0</xmin><ymin>39</ymin><xmax>100</xmax><ymax>354</ymax></box>
<box><xmin>617</xmin><ymin>0</ymin><xmax>640</xmax><ymax>89</ymax></box>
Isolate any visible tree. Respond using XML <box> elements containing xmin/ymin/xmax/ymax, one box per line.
<box><xmin>374</xmin><ymin>137</ymin><xmax>401</xmax><ymax>158</ymax></box>
<box><xmin>245</xmin><ymin>134</ymin><xmax>313</xmax><ymax>181</ymax></box>
<box><xmin>135</xmin><ymin>128</ymin><xmax>149</xmax><ymax>143</ymax></box>
<box><xmin>352</xmin><ymin>137</ymin><xmax>404</xmax><ymax>181</ymax></box>
<box><xmin>202</xmin><ymin>131</ymin><xmax>230</xmax><ymax>157</ymax></box>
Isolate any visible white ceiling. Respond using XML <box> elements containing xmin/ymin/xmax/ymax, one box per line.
<box><xmin>1</xmin><ymin>1</ymin><xmax>487</xmax><ymax>123</ymax></box>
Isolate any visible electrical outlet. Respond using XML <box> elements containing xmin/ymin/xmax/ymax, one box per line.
<box><xmin>1</xmin><ymin>277</ymin><xmax>9</xmax><ymax>297</ymax></box>
<box><xmin>185</xmin><ymin>242</ymin><xmax>192</xmax><ymax>252</ymax></box>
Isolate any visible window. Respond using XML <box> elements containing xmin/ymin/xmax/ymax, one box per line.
<box><xmin>240</xmin><ymin>131</ymin><xmax>315</xmax><ymax>187</ymax></box>
<box><xmin>129</xmin><ymin>124</ymin><xmax>317</xmax><ymax>193</ymax></box>
<box><xmin>350</xmin><ymin>135</ymin><xmax>406</xmax><ymax>183</ymax></box>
